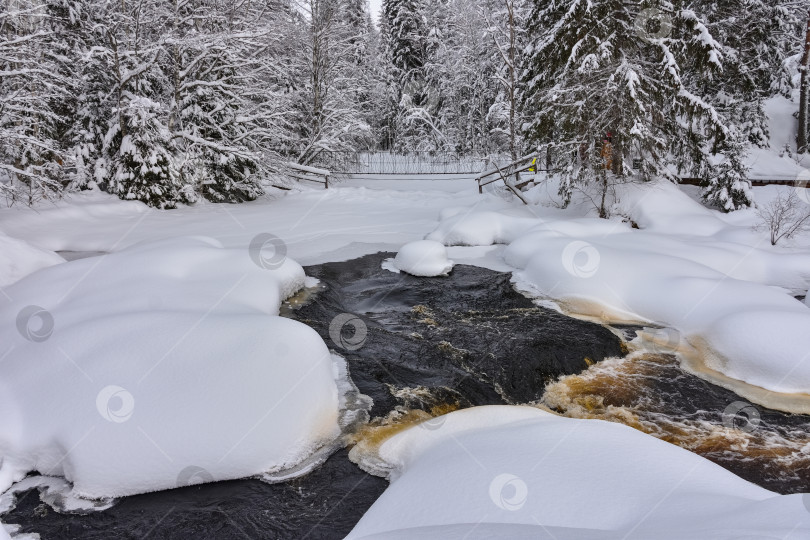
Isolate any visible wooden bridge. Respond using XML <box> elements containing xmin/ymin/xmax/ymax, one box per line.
<box><xmin>289</xmin><ymin>152</ymin><xmax>809</xmax><ymax>193</ymax></box>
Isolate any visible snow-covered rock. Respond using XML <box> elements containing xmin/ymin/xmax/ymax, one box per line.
<box><xmin>0</xmin><ymin>232</ymin><xmax>64</xmax><ymax>287</ymax></box>
<box><xmin>0</xmin><ymin>237</ymin><xmax>345</xmax><ymax>500</ymax></box>
<box><xmin>347</xmin><ymin>406</ymin><xmax>810</xmax><ymax>539</ymax></box>
<box><xmin>389</xmin><ymin>240</ymin><xmax>454</xmax><ymax>277</ymax></box>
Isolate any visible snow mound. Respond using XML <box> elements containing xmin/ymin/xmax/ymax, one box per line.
<box><xmin>425</xmin><ymin>181</ymin><xmax>810</xmax><ymax>409</ymax></box>
<box><xmin>347</xmin><ymin>406</ymin><xmax>810</xmax><ymax>539</ymax></box>
<box><xmin>0</xmin><ymin>232</ymin><xmax>64</xmax><ymax>287</ymax></box>
<box><xmin>0</xmin><ymin>237</ymin><xmax>345</xmax><ymax>500</ymax></box>
<box><xmin>389</xmin><ymin>240</ymin><xmax>454</xmax><ymax>277</ymax></box>
<box><xmin>425</xmin><ymin>211</ymin><xmax>537</xmax><ymax>246</ymax></box>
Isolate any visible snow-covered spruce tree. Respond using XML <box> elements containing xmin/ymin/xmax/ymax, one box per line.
<box><xmin>71</xmin><ymin>45</ymin><xmax>115</xmax><ymax>191</ymax></box>
<box><xmin>704</xmin><ymin>130</ymin><xmax>753</xmax><ymax>211</ymax></box>
<box><xmin>694</xmin><ymin>0</ymin><xmax>803</xmax><ymax>147</ymax></box>
<box><xmin>381</xmin><ymin>0</ymin><xmax>436</xmax><ymax>151</ymax></box>
<box><xmin>53</xmin><ymin>0</ymin><xmax>117</xmax><ymax>192</ymax></box>
<box><xmin>94</xmin><ymin>0</ymin><xmax>191</xmax><ymax>207</ymax></box>
<box><xmin>178</xmin><ymin>48</ymin><xmax>261</xmax><ymax>203</ymax></box>
<box><xmin>103</xmin><ymin>96</ymin><xmax>191</xmax><ymax>209</ymax></box>
<box><xmin>373</xmin><ymin>10</ymin><xmax>403</xmax><ymax>149</ymax></box>
<box><xmin>343</xmin><ymin>0</ymin><xmax>384</xmax><ymax>148</ymax></box>
<box><xmin>523</xmin><ymin>0</ymin><xmax>746</xmax><ymax>215</ymax></box>
<box><xmin>0</xmin><ymin>0</ymin><xmax>72</xmax><ymax>205</ymax></box>
<box><xmin>162</xmin><ymin>0</ymin><xmax>263</xmax><ymax>203</ymax></box>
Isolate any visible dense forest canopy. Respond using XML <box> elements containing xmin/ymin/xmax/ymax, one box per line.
<box><xmin>0</xmin><ymin>0</ymin><xmax>807</xmax><ymax>210</ymax></box>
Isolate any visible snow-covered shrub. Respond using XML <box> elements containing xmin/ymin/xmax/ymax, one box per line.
<box><xmin>103</xmin><ymin>97</ymin><xmax>194</xmax><ymax>209</ymax></box>
<box><xmin>754</xmin><ymin>190</ymin><xmax>810</xmax><ymax>245</ymax></box>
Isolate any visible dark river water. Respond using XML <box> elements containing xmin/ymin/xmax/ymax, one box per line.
<box><xmin>3</xmin><ymin>252</ymin><xmax>809</xmax><ymax>538</ymax></box>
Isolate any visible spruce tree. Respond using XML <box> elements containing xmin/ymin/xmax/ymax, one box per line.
<box><xmin>180</xmin><ymin>50</ymin><xmax>261</xmax><ymax>203</ymax></box>
<box><xmin>382</xmin><ymin>0</ymin><xmax>435</xmax><ymax>150</ymax></box>
<box><xmin>695</xmin><ymin>0</ymin><xmax>803</xmax><ymax>147</ymax></box>
<box><xmin>703</xmin><ymin>130</ymin><xmax>753</xmax><ymax>211</ymax></box>
<box><xmin>523</xmin><ymin>0</ymin><xmax>738</xmax><ymax>214</ymax></box>
<box><xmin>103</xmin><ymin>96</ymin><xmax>193</xmax><ymax>209</ymax></box>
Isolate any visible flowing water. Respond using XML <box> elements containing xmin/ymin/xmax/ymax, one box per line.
<box><xmin>3</xmin><ymin>252</ymin><xmax>808</xmax><ymax>538</ymax></box>
<box><xmin>542</xmin><ymin>351</ymin><xmax>810</xmax><ymax>494</ymax></box>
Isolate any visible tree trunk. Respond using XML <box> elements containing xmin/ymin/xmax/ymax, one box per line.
<box><xmin>798</xmin><ymin>11</ymin><xmax>810</xmax><ymax>152</ymax></box>
<box><xmin>599</xmin><ymin>169</ymin><xmax>608</xmax><ymax>219</ymax></box>
<box><xmin>507</xmin><ymin>0</ymin><xmax>517</xmax><ymax>161</ymax></box>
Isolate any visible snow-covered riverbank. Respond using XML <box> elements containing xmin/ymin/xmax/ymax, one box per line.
<box><xmin>2</xmin><ymin>176</ymin><xmax>810</xmax><ymax>538</ymax></box>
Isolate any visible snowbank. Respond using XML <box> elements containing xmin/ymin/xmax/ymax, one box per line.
<box><xmin>388</xmin><ymin>240</ymin><xmax>454</xmax><ymax>277</ymax></box>
<box><xmin>347</xmin><ymin>406</ymin><xmax>810</xmax><ymax>539</ymax></box>
<box><xmin>0</xmin><ymin>237</ymin><xmax>345</xmax><ymax>500</ymax></box>
<box><xmin>0</xmin><ymin>232</ymin><xmax>64</xmax><ymax>287</ymax></box>
<box><xmin>425</xmin><ymin>181</ymin><xmax>810</xmax><ymax>407</ymax></box>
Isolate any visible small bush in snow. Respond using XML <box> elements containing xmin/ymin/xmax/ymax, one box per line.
<box><xmin>754</xmin><ymin>190</ymin><xmax>810</xmax><ymax>245</ymax></box>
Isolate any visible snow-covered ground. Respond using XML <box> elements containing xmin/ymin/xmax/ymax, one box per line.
<box><xmin>0</xmin><ymin>178</ymin><xmax>497</xmax><ymax>267</ymax></box>
<box><xmin>347</xmin><ymin>406</ymin><xmax>810</xmax><ymax>539</ymax></box>
<box><xmin>1</xmin><ymin>168</ymin><xmax>810</xmax><ymax>535</ymax></box>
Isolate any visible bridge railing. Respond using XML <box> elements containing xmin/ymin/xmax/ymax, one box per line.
<box><xmin>310</xmin><ymin>151</ymin><xmax>512</xmax><ymax>175</ymax></box>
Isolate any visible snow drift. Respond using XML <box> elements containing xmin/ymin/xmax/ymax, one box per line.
<box><xmin>347</xmin><ymin>406</ymin><xmax>810</xmax><ymax>539</ymax></box>
<box><xmin>0</xmin><ymin>232</ymin><xmax>64</xmax><ymax>287</ymax></box>
<box><xmin>0</xmin><ymin>237</ymin><xmax>345</xmax><ymax>500</ymax></box>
